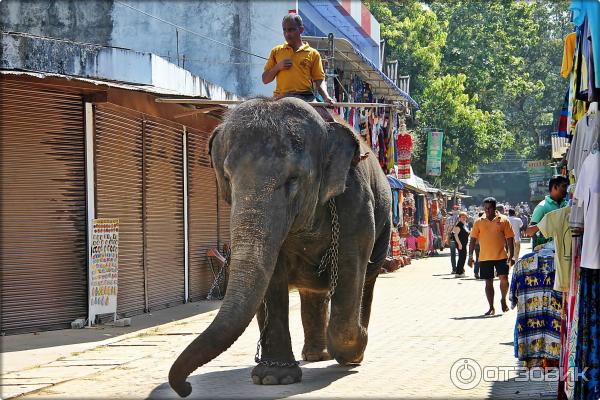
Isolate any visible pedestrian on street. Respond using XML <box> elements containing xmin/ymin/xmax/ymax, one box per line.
<box><xmin>468</xmin><ymin>197</ymin><xmax>515</xmax><ymax>316</ymax></box>
<box><xmin>507</xmin><ymin>208</ymin><xmax>523</xmax><ymax>263</ymax></box>
<box><xmin>453</xmin><ymin>211</ymin><xmax>470</xmax><ymax>278</ymax></box>
<box><xmin>444</xmin><ymin>205</ymin><xmax>460</xmax><ymax>274</ymax></box>
<box><xmin>527</xmin><ymin>175</ymin><xmax>569</xmax><ymax>249</ymax></box>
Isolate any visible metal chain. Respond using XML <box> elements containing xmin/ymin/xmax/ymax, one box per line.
<box><xmin>316</xmin><ymin>198</ymin><xmax>340</xmax><ymax>301</ymax></box>
<box><xmin>207</xmin><ymin>257</ymin><xmax>229</xmax><ymax>300</ymax></box>
<box><xmin>254</xmin><ymin>299</ymin><xmax>299</xmax><ymax>367</ymax></box>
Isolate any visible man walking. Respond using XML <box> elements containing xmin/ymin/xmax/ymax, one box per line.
<box><xmin>468</xmin><ymin>197</ymin><xmax>515</xmax><ymax>316</ymax></box>
<box><xmin>507</xmin><ymin>208</ymin><xmax>523</xmax><ymax>262</ymax></box>
<box><xmin>444</xmin><ymin>205</ymin><xmax>460</xmax><ymax>274</ymax></box>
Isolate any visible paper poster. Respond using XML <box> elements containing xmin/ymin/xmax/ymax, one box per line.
<box><xmin>426</xmin><ymin>129</ymin><xmax>443</xmax><ymax>176</ymax></box>
<box><xmin>89</xmin><ymin>218</ymin><xmax>119</xmax><ymax>323</ymax></box>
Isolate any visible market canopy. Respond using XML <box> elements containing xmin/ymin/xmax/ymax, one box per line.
<box><xmin>303</xmin><ymin>36</ymin><xmax>419</xmax><ymax>108</ymax></box>
<box><xmin>386</xmin><ymin>175</ymin><xmax>404</xmax><ymax>190</ymax></box>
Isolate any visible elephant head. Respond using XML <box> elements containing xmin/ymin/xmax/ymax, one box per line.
<box><xmin>168</xmin><ymin>97</ymin><xmax>361</xmax><ymax>397</ymax></box>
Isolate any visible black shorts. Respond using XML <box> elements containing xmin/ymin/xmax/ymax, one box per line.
<box><xmin>479</xmin><ymin>259</ymin><xmax>509</xmax><ymax>279</ymax></box>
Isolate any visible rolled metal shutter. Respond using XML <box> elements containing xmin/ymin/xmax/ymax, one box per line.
<box><xmin>144</xmin><ymin>118</ymin><xmax>185</xmax><ymax>310</ymax></box>
<box><xmin>0</xmin><ymin>81</ymin><xmax>87</xmax><ymax>334</ymax></box>
<box><xmin>187</xmin><ymin>128</ymin><xmax>218</xmax><ymax>301</ymax></box>
<box><xmin>94</xmin><ymin>104</ymin><xmax>146</xmax><ymax>317</ymax></box>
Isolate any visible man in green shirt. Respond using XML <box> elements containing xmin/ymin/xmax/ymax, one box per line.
<box><xmin>527</xmin><ymin>176</ymin><xmax>569</xmax><ymax>249</ymax></box>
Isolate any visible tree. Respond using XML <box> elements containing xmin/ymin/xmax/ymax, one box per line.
<box><xmin>413</xmin><ymin>74</ymin><xmax>512</xmax><ymax>187</ymax></box>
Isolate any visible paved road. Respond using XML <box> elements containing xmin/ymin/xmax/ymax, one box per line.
<box><xmin>4</xmin><ymin>246</ymin><xmax>557</xmax><ymax>399</ymax></box>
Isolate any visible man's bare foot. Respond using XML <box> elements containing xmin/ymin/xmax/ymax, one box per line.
<box><xmin>501</xmin><ymin>300</ymin><xmax>509</xmax><ymax>312</ymax></box>
<box><xmin>484</xmin><ymin>308</ymin><xmax>495</xmax><ymax>316</ymax></box>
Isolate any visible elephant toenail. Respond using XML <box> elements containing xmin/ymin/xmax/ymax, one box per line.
<box><xmin>262</xmin><ymin>375</ymin><xmax>278</xmax><ymax>385</ymax></box>
<box><xmin>252</xmin><ymin>375</ymin><xmax>262</xmax><ymax>385</ymax></box>
<box><xmin>280</xmin><ymin>376</ymin><xmax>295</xmax><ymax>384</ymax></box>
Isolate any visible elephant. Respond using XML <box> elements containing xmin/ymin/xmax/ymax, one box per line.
<box><xmin>169</xmin><ymin>97</ymin><xmax>392</xmax><ymax>397</ymax></box>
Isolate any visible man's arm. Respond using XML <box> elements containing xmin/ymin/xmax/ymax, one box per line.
<box><xmin>262</xmin><ymin>58</ymin><xmax>292</xmax><ymax>84</ymax></box>
<box><xmin>506</xmin><ymin>237</ymin><xmax>515</xmax><ymax>264</ymax></box>
<box><xmin>468</xmin><ymin>237</ymin><xmax>477</xmax><ymax>267</ymax></box>
<box><xmin>525</xmin><ymin>225</ymin><xmax>540</xmax><ymax>237</ymax></box>
<box><xmin>313</xmin><ymin>79</ymin><xmax>333</xmax><ymax>103</ymax></box>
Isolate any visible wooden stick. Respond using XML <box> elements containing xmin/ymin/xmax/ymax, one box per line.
<box><xmin>155</xmin><ymin>98</ymin><xmax>397</xmax><ymax>108</ymax></box>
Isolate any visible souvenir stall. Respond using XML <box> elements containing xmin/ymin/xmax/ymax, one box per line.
<box><xmin>510</xmin><ymin>3</ymin><xmax>599</xmax><ymax>399</ymax></box>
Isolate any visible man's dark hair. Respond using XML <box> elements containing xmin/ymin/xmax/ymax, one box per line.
<box><xmin>478</xmin><ymin>212</ymin><xmax>484</xmax><ymax>217</ymax></box>
<box><xmin>508</xmin><ymin>208</ymin><xmax>516</xmax><ymax>216</ymax></box>
<box><xmin>483</xmin><ymin>197</ymin><xmax>497</xmax><ymax>208</ymax></box>
<box><xmin>548</xmin><ymin>175</ymin><xmax>569</xmax><ymax>192</ymax></box>
<box><xmin>282</xmin><ymin>13</ymin><xmax>303</xmax><ymax>28</ymax></box>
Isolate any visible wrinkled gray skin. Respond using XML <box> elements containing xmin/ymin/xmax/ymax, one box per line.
<box><xmin>169</xmin><ymin>97</ymin><xmax>391</xmax><ymax>397</ymax></box>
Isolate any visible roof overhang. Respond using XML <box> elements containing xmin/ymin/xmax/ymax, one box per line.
<box><xmin>303</xmin><ymin>36</ymin><xmax>418</xmax><ymax>108</ymax></box>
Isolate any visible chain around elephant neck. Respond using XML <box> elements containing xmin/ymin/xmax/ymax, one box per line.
<box><xmin>316</xmin><ymin>198</ymin><xmax>340</xmax><ymax>302</ymax></box>
<box><xmin>254</xmin><ymin>299</ymin><xmax>299</xmax><ymax>367</ymax></box>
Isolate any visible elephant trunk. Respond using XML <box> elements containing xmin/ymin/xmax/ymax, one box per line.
<box><xmin>169</xmin><ymin>202</ymin><xmax>281</xmax><ymax>397</ymax></box>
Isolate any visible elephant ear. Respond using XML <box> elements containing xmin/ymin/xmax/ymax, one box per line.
<box><xmin>319</xmin><ymin>121</ymin><xmax>361</xmax><ymax>205</ymax></box>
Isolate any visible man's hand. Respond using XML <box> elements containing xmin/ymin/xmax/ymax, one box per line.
<box><xmin>468</xmin><ymin>257</ymin><xmax>474</xmax><ymax>268</ymax></box>
<box><xmin>458</xmin><ymin>244</ymin><xmax>463</xmax><ymax>251</ymax></box>
<box><xmin>509</xmin><ymin>258</ymin><xmax>515</xmax><ymax>267</ymax></box>
<box><xmin>277</xmin><ymin>58</ymin><xmax>292</xmax><ymax>71</ymax></box>
<box><xmin>323</xmin><ymin>94</ymin><xmax>334</xmax><ymax>104</ymax></box>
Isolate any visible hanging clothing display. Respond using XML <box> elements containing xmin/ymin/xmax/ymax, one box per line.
<box><xmin>510</xmin><ymin>252</ymin><xmax>562</xmax><ymax>365</ymax></box>
<box><xmin>396</xmin><ymin>120</ymin><xmax>412</xmax><ymax>179</ymax></box>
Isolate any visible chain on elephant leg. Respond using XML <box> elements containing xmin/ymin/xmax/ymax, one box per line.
<box><xmin>252</xmin><ymin>300</ymin><xmax>302</xmax><ymax>385</ymax></box>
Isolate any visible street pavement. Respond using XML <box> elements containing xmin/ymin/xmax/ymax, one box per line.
<box><xmin>1</xmin><ymin>243</ymin><xmax>557</xmax><ymax>399</ymax></box>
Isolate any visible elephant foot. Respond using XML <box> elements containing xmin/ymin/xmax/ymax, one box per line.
<box><xmin>301</xmin><ymin>345</ymin><xmax>331</xmax><ymax>362</ymax></box>
<box><xmin>251</xmin><ymin>363</ymin><xmax>302</xmax><ymax>385</ymax></box>
<box><xmin>328</xmin><ymin>329</ymin><xmax>367</xmax><ymax>366</ymax></box>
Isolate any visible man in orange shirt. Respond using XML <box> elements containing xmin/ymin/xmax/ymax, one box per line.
<box><xmin>262</xmin><ymin>13</ymin><xmax>333</xmax><ymax>103</ymax></box>
<box><xmin>468</xmin><ymin>197</ymin><xmax>515</xmax><ymax>316</ymax></box>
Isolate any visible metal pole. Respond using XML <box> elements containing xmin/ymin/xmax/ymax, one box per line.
<box><xmin>327</xmin><ymin>33</ymin><xmax>335</xmax><ymax>99</ymax></box>
<box><xmin>176</xmin><ymin>29</ymin><xmax>180</xmax><ymax>66</ymax></box>
<box><xmin>85</xmin><ymin>103</ymin><xmax>96</xmax><ymax>327</ymax></box>
<box><xmin>182</xmin><ymin>127</ymin><xmax>189</xmax><ymax>303</ymax></box>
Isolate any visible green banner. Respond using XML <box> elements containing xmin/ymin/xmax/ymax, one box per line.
<box><xmin>426</xmin><ymin>129</ymin><xmax>443</xmax><ymax>176</ymax></box>
<box><xmin>527</xmin><ymin>160</ymin><xmax>553</xmax><ymax>202</ymax></box>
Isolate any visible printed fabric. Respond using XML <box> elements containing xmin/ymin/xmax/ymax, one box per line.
<box><xmin>510</xmin><ymin>252</ymin><xmax>563</xmax><ymax>363</ymax></box>
<box><xmin>396</xmin><ymin>132</ymin><xmax>412</xmax><ymax>179</ymax></box>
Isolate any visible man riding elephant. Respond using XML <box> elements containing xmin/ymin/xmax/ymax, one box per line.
<box><xmin>168</xmin><ymin>97</ymin><xmax>391</xmax><ymax>397</ymax></box>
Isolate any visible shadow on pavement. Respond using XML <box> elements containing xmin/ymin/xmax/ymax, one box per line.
<box><xmin>149</xmin><ymin>364</ymin><xmax>358</xmax><ymax>399</ymax></box>
<box><xmin>450</xmin><ymin>314</ymin><xmax>503</xmax><ymax>320</ymax></box>
<box><xmin>1</xmin><ymin>301</ymin><xmax>222</xmax><ymax>352</ymax></box>
<box><xmin>489</xmin><ymin>377</ymin><xmax>557</xmax><ymax>399</ymax></box>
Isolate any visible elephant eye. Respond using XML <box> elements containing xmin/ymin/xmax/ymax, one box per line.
<box><xmin>285</xmin><ymin>176</ymin><xmax>299</xmax><ymax>195</ymax></box>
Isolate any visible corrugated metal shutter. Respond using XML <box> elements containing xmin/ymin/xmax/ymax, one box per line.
<box><xmin>187</xmin><ymin>128</ymin><xmax>218</xmax><ymax>301</ymax></box>
<box><xmin>94</xmin><ymin>104</ymin><xmax>146</xmax><ymax>317</ymax></box>
<box><xmin>144</xmin><ymin>118</ymin><xmax>185</xmax><ymax>310</ymax></box>
<box><xmin>0</xmin><ymin>81</ymin><xmax>87</xmax><ymax>334</ymax></box>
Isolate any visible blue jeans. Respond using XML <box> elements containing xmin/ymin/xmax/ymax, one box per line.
<box><xmin>449</xmin><ymin>241</ymin><xmax>457</xmax><ymax>272</ymax></box>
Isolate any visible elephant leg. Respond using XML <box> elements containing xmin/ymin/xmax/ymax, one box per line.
<box><xmin>360</xmin><ymin>268</ymin><xmax>379</xmax><ymax>329</ymax></box>
<box><xmin>299</xmin><ymin>289</ymin><xmax>331</xmax><ymax>362</ymax></box>
<box><xmin>251</xmin><ymin>255</ymin><xmax>301</xmax><ymax>385</ymax></box>
<box><xmin>327</xmin><ymin>245</ymin><xmax>371</xmax><ymax>366</ymax></box>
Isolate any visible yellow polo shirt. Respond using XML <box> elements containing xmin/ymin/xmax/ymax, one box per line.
<box><xmin>264</xmin><ymin>42</ymin><xmax>325</xmax><ymax>96</ymax></box>
<box><xmin>470</xmin><ymin>215</ymin><xmax>515</xmax><ymax>261</ymax></box>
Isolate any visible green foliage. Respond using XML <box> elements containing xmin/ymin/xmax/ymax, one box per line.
<box><xmin>365</xmin><ymin>0</ymin><xmax>570</xmax><ymax>188</ymax></box>
<box><xmin>414</xmin><ymin>74</ymin><xmax>513</xmax><ymax>186</ymax></box>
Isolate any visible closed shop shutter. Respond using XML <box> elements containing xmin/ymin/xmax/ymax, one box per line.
<box><xmin>94</xmin><ymin>104</ymin><xmax>146</xmax><ymax>317</ymax></box>
<box><xmin>144</xmin><ymin>118</ymin><xmax>185</xmax><ymax>310</ymax></box>
<box><xmin>187</xmin><ymin>128</ymin><xmax>218</xmax><ymax>301</ymax></box>
<box><xmin>0</xmin><ymin>81</ymin><xmax>87</xmax><ymax>334</ymax></box>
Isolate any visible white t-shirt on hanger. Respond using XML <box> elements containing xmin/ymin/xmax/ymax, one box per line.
<box><xmin>573</xmin><ymin>151</ymin><xmax>600</xmax><ymax>269</ymax></box>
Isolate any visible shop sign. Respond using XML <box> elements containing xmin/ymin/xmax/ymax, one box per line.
<box><xmin>426</xmin><ymin>129</ymin><xmax>443</xmax><ymax>176</ymax></box>
<box><xmin>527</xmin><ymin>160</ymin><xmax>552</xmax><ymax>202</ymax></box>
<box><xmin>89</xmin><ymin>218</ymin><xmax>119</xmax><ymax>324</ymax></box>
